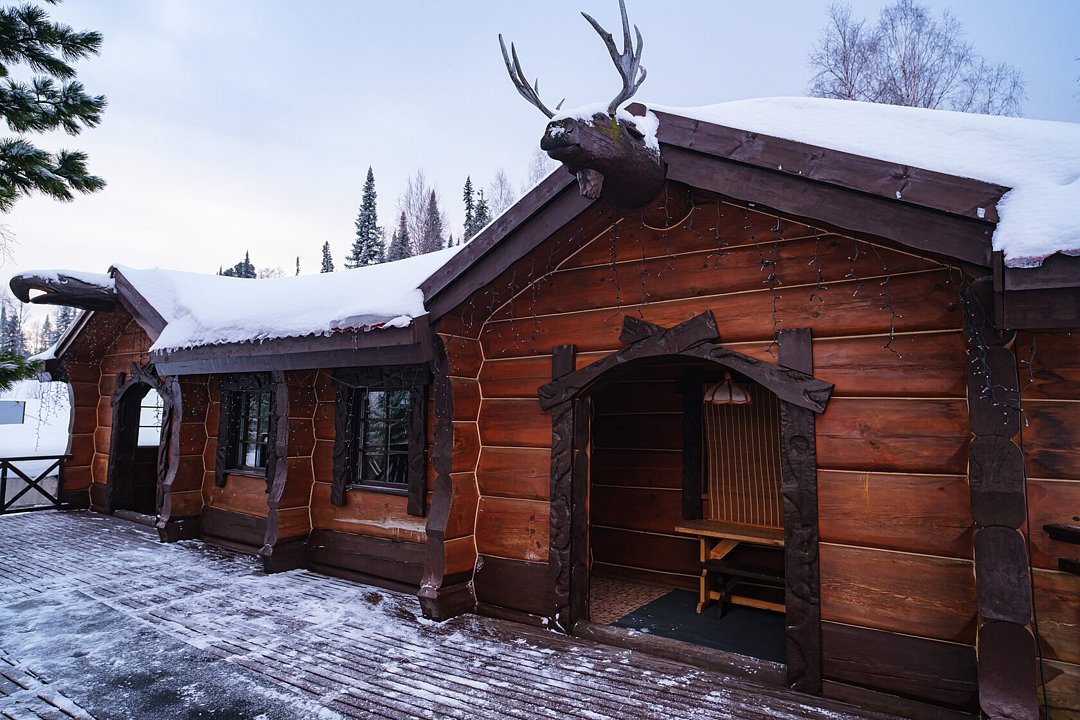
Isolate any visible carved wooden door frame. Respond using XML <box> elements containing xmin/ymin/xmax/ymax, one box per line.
<box><xmin>539</xmin><ymin>312</ymin><xmax>831</xmax><ymax>693</ymax></box>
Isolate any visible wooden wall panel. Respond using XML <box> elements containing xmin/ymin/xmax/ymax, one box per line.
<box><xmin>451</xmin><ymin>421</ymin><xmax>480</xmax><ymax>473</ymax></box>
<box><xmin>279</xmin><ymin>457</ymin><xmax>313</xmax><ymax>509</ymax></box>
<box><xmin>820</xmin><ymin>543</ymin><xmax>977</xmax><ymax>643</ymax></box>
<box><xmin>170</xmin><ymin>489</ymin><xmax>202</xmax><ymax>517</ymax></box>
<box><xmin>1041</xmin><ymin>660</ymin><xmax>1080</xmax><ymax>719</ymax></box>
<box><xmin>593</xmin><ymin>383</ymin><xmax>684</xmax><ymax>414</ymax></box>
<box><xmin>1027</xmin><ymin>479</ymin><xmax>1080</xmax><ymax>570</ymax></box>
<box><xmin>818</xmin><ymin>470</ymin><xmax>973</xmax><ymax>559</ymax></box>
<box><xmin>309</xmin><ymin>481</ymin><xmax>425</xmax><ymax>543</ymax></box>
<box><xmin>590</xmin><ymin>526</ymin><xmax>699</xmax><ymax>576</ymax></box>
<box><xmin>452</xmin><ymin>378</ymin><xmax>481</xmax><ymax>421</ymax></box>
<box><xmin>277</xmin><ymin>507</ymin><xmax>310</xmax><ymax>540</ymax></box>
<box><xmin>480</xmin><ymin>270</ymin><xmax>960</xmax><ymax>358</ymax></box>
<box><xmin>204</xmin><ymin>473</ymin><xmax>269</xmax><ymax>517</ymax></box>
<box><xmin>1015</xmin><ymin>332</ymin><xmax>1080</xmax><ymax>401</ymax></box>
<box><xmin>475</xmin><ymin>496</ymin><xmax>549</xmax><ymax>562</ymax></box>
<box><xmin>443</xmin><ymin>334</ymin><xmax>483</xmax><ymax>379</ymax></box>
<box><xmin>591</xmin><ymin>486</ymin><xmax>683</xmax><ymax>534</ymax></box>
<box><xmin>477</xmin><ymin>399</ymin><xmax>550</xmax><ymax>448</ymax></box>
<box><xmin>814</xmin><ymin>332</ymin><xmax>966</xmax><ymax>398</ymax></box>
<box><xmin>444</xmin><ymin>472</ymin><xmax>479</xmax><ymax>540</ymax></box>
<box><xmin>312</xmin><ymin>439</ymin><xmax>334</xmax><ymax>482</ymax></box>
<box><xmin>592</xmin><ymin>413</ymin><xmax>682</xmax><ymax>451</ymax></box>
<box><xmin>63</xmin><ymin>465</ymin><xmax>92</xmax><ymax>491</ymax></box>
<box><xmin>473</xmin><ymin>554</ymin><xmax>549</xmax><ymax>617</ymax></box>
<box><xmin>816</xmin><ymin>398</ymin><xmax>969</xmax><ymax>475</ymax></box>
<box><xmin>1022</xmin><ymin>401</ymin><xmax>1080</xmax><ymax>480</ymax></box>
<box><xmin>475</xmin><ymin>447</ymin><xmax>550</xmax><ymax>501</ymax></box>
<box><xmin>1033</xmin><ymin>569</ymin><xmax>1080</xmax><ymax>665</ymax></box>
<box><xmin>443</xmin><ymin>535</ymin><xmax>477</xmax><ymax>578</ymax></box>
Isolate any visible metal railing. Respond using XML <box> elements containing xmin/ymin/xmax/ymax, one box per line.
<box><xmin>0</xmin><ymin>455</ymin><xmax>69</xmax><ymax>514</ymax></box>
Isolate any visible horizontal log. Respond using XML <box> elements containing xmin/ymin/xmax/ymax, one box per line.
<box><xmin>451</xmin><ymin>421</ymin><xmax>480</xmax><ymax>473</ymax></box>
<box><xmin>474</xmin><ymin>496</ymin><xmax>549</xmax><ymax>562</ymax></box>
<box><xmin>1033</xmin><ymin>569</ymin><xmax>1080</xmax><ymax>665</ymax></box>
<box><xmin>309</xmin><ymin>481</ymin><xmax>426</xmax><ymax>543</ymax></box>
<box><xmin>593</xmin><ymin>382</ymin><xmax>684</xmax><ymax>415</ymax></box>
<box><xmin>200</xmin><ymin>506</ymin><xmax>265</xmax><ymax>550</ymax></box>
<box><xmin>472</xmin><ymin>554</ymin><xmax>550</xmax><ymax>617</ymax></box>
<box><xmin>69</xmin><ymin>433</ymin><xmax>94</xmax><ymax>465</ymax></box>
<box><xmin>276</xmin><ymin>506</ymin><xmax>310</xmax><ymax>541</ymax></box>
<box><xmin>285</xmin><ymin>419</ymin><xmax>315</xmax><ymax>457</ymax></box>
<box><xmin>816</xmin><ymin>398</ymin><xmax>969</xmax><ymax>475</ymax></box>
<box><xmin>1015</xmin><ymin>332</ymin><xmax>1080</xmax><ymax>401</ymax></box>
<box><xmin>312</xmin><ymin>439</ymin><xmax>333</xmax><ymax>481</ymax></box>
<box><xmin>478</xmin><ymin>352</ymin><xmax>604</xmax><ymax>399</ymax></box>
<box><xmin>443</xmin><ymin>334</ymin><xmax>482</xmax><ymax>379</ymax></box>
<box><xmin>63</xmin><ymin>464</ymin><xmax>92</xmax><ymax>491</ymax></box>
<box><xmin>1039</xmin><ymin>659</ymin><xmax>1080</xmax><ymax>717</ymax></box>
<box><xmin>313</xmin><ymin>403</ymin><xmax>335</xmax><ymax>443</ymax></box>
<box><xmin>452</xmin><ymin>378</ymin><xmax>481</xmax><ymax>421</ymax></box>
<box><xmin>821</xmin><ymin>681</ymin><xmax>978</xmax><ymax>720</ymax></box>
<box><xmin>592</xmin><ymin>412</ymin><xmax>683</xmax><ymax>451</ymax></box>
<box><xmin>820</xmin><ymin>543</ymin><xmax>977</xmax><ymax>643</ymax></box>
<box><xmin>814</xmin><ymin>332</ymin><xmax>966</xmax><ymax>398</ymax></box>
<box><xmin>204</xmin><ymin>473</ymin><xmax>269</xmax><ymax>517</ymax></box>
<box><xmin>480</xmin><ymin>270</ymin><xmax>961</xmax><ymax>358</ymax></box>
<box><xmin>592</xmin><ymin>464</ymin><xmax>682</xmax><ymax>489</ymax></box>
<box><xmin>477</xmin><ymin>399</ymin><xmax>551</xmax><ymax>448</ymax></box>
<box><xmin>1022</xmin><ymin>401</ymin><xmax>1080</xmax><ymax>480</ymax></box>
<box><xmin>592</xmin><ymin>485</ymin><xmax>683</xmax><ymax>534</ymax></box>
<box><xmin>443</xmin><ymin>535</ymin><xmax>477</xmax><ymax>578</ymax></box>
<box><xmin>308</xmin><ymin>528</ymin><xmax>424</xmax><ymax>586</ymax></box>
<box><xmin>817</xmin><ymin>470</ymin><xmax>973</xmax><ymax>559</ymax></box>
<box><xmin>444</xmin><ymin>472</ymin><xmax>479</xmax><ymax>540</ymax></box>
<box><xmin>1026</xmin><ymin>479</ymin><xmax>1080</xmax><ymax>570</ymax></box>
<box><xmin>511</xmin><ymin>233</ymin><xmax>939</xmax><ymax>319</ymax></box>
<box><xmin>278</xmin><ymin>457</ymin><xmax>314</xmax><ymax>508</ymax></box>
<box><xmin>476</xmin><ymin>446</ymin><xmax>550</xmax><ymax>501</ymax></box>
<box><xmin>168</xmin><ymin>489</ymin><xmax>202</xmax><ymax>518</ymax></box>
<box><xmin>821</xmin><ymin>621</ymin><xmax>977</xmax><ymax>710</ymax></box>
<box><xmin>170</xmin><ymin>456</ymin><xmax>204</xmax><ymax>492</ymax></box>
<box><xmin>591</xmin><ymin>526</ymin><xmax>699</xmax><ymax>576</ymax></box>
<box><xmin>591</xmin><ymin>447</ymin><xmax>681</xmax><ymax>473</ymax></box>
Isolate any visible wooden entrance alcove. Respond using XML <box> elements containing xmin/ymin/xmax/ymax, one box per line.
<box><xmin>538</xmin><ymin>311</ymin><xmax>833</xmax><ymax>692</ymax></box>
<box><xmin>105</xmin><ymin>363</ymin><xmax>179</xmax><ymax>518</ymax></box>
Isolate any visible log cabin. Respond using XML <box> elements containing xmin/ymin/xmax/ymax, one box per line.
<box><xmin>10</xmin><ymin>97</ymin><xmax>1080</xmax><ymax>720</ymax></box>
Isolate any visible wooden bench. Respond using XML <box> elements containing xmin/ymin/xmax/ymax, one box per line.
<box><xmin>674</xmin><ymin>519</ymin><xmax>785</xmax><ymax>615</ymax></box>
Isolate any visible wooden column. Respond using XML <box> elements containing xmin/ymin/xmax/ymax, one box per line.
<box><xmin>777</xmin><ymin>328</ymin><xmax>822</xmax><ymax>694</ymax></box>
<box><xmin>549</xmin><ymin>344</ymin><xmax>577</xmax><ymax>631</ymax></box>
<box><xmin>963</xmin><ymin>277</ymin><xmax>1038</xmax><ymax>720</ymax></box>
<box><xmin>261</xmin><ymin>371</ymin><xmax>303</xmax><ymax>573</ymax></box>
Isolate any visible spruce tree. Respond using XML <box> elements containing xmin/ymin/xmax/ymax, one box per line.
<box><xmin>55</xmin><ymin>305</ymin><xmax>75</xmax><ymax>337</ymax></box>
<box><xmin>0</xmin><ymin>2</ymin><xmax>106</xmax><ymax>211</ymax></box>
<box><xmin>473</xmin><ymin>189</ymin><xmax>492</xmax><ymax>234</ymax></box>
<box><xmin>419</xmin><ymin>190</ymin><xmax>444</xmax><ymax>254</ymax></box>
<box><xmin>295</xmin><ymin>256</ymin><xmax>300</xmax><ymax>276</ymax></box>
<box><xmin>321</xmin><ymin>241</ymin><xmax>334</xmax><ymax>272</ymax></box>
<box><xmin>462</xmin><ymin>176</ymin><xmax>475</xmax><ymax>240</ymax></box>
<box><xmin>40</xmin><ymin>314</ymin><xmax>51</xmax><ymax>349</ymax></box>
<box><xmin>346</xmin><ymin>166</ymin><xmax>384</xmax><ymax>267</ymax></box>
<box><xmin>221</xmin><ymin>251</ymin><xmax>256</xmax><ymax>278</ymax></box>
<box><xmin>385</xmin><ymin>212</ymin><xmax>412</xmax><ymax>262</ymax></box>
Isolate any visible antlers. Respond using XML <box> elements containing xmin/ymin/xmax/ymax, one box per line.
<box><xmin>499</xmin><ymin>0</ymin><xmax>646</xmax><ymax>118</ymax></box>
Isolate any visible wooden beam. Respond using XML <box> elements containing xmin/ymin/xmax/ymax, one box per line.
<box><xmin>777</xmin><ymin>327</ymin><xmax>822</xmax><ymax>695</ymax></box>
<box><xmin>111</xmin><ymin>269</ymin><xmax>167</xmax><ymax>340</ymax></box>
<box><xmin>548</xmin><ymin>344</ymin><xmax>576</xmax><ymax>631</ymax></box>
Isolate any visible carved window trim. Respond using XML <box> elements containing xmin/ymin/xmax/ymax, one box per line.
<box><xmin>331</xmin><ymin>365</ymin><xmax>429</xmax><ymax>517</ymax></box>
<box><xmin>215</xmin><ymin>373</ymin><xmax>282</xmax><ymax>487</ymax></box>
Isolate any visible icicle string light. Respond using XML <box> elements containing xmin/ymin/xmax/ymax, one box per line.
<box><xmin>808</xmin><ymin>228</ymin><xmax>827</xmax><ymax>304</ymax></box>
<box><xmin>961</xmin><ymin>283</ymin><xmax>1024</xmax><ymax>426</ymax></box>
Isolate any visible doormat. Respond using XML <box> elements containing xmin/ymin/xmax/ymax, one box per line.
<box><xmin>612</xmin><ymin>589</ymin><xmax>786</xmax><ymax>664</ymax></box>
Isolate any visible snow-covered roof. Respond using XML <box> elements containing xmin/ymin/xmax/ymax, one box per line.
<box><xmin>116</xmin><ymin>246</ymin><xmax>462</xmax><ymax>352</ymax></box>
<box><xmin>650</xmin><ymin>97</ymin><xmax>1080</xmax><ymax>268</ymax></box>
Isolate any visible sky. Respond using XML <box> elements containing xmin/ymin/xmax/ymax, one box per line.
<box><xmin>2</xmin><ymin>0</ymin><xmax>1078</xmax><ymax>310</ymax></box>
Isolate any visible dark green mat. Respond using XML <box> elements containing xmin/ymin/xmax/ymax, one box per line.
<box><xmin>612</xmin><ymin>589</ymin><xmax>786</xmax><ymax>664</ymax></box>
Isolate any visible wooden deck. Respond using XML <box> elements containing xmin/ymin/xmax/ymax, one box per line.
<box><xmin>0</xmin><ymin>511</ymin><xmax>900</xmax><ymax>720</ymax></box>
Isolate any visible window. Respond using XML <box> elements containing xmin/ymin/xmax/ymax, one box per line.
<box><xmin>332</xmin><ymin>366</ymin><xmax>429</xmax><ymax>516</ymax></box>
<box><xmin>137</xmin><ymin>389</ymin><xmax>164</xmax><ymax>447</ymax></box>
<box><xmin>216</xmin><ymin>373</ymin><xmax>278</xmax><ymax>485</ymax></box>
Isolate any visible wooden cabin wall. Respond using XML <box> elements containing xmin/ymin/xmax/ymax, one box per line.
<box><xmin>454</xmin><ymin>194</ymin><xmax>979</xmax><ymax>712</ymax></box>
<box><xmin>307</xmin><ymin>369</ymin><xmax>431</xmax><ymax>587</ymax></box>
<box><xmin>161</xmin><ymin>374</ymin><xmax>209</xmax><ymax>527</ymax></box>
<box><xmin>1016</xmin><ymin>331</ymin><xmax>1080</xmax><ymax>718</ymax></box>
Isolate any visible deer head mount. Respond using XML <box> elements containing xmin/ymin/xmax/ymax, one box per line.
<box><xmin>500</xmin><ymin>0</ymin><xmax>666</xmax><ymax>209</ymax></box>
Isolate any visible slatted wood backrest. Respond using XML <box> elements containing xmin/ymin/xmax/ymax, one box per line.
<box><xmin>703</xmin><ymin>383</ymin><xmax>783</xmax><ymax>528</ymax></box>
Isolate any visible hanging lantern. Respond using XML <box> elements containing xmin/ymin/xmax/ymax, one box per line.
<box><xmin>703</xmin><ymin>372</ymin><xmax>752</xmax><ymax>405</ymax></box>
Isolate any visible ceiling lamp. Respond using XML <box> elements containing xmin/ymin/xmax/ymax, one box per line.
<box><xmin>703</xmin><ymin>372</ymin><xmax>752</xmax><ymax>405</ymax></box>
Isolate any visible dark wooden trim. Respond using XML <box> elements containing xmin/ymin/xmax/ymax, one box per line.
<box><xmin>154</xmin><ymin>376</ymin><xmax>183</xmax><ymax>533</ymax></box>
<box><xmin>968</xmin><ymin>436</ymin><xmax>1025</xmax><ymax>528</ymax></box>
<box><xmin>406</xmin><ymin>382</ymin><xmax>427</xmax><ymax>517</ymax></box>
<box><xmin>822</xmin><ymin>681</ymin><xmax>978</xmax><ymax>720</ymax></box>
<box><xmin>569</xmin><ymin>395</ymin><xmax>591</xmax><ymax>628</ymax></box>
<box><xmin>110</xmin><ymin>268</ymin><xmax>167</xmax><ymax>340</ymax></box>
<box><xmin>677</xmin><ymin>370</ymin><xmax>704</xmax><ymax>520</ymax></box>
<box><xmin>474</xmin><ymin>602</ymin><xmax>552</xmax><ymax>629</ymax></box>
<box><xmin>260</xmin><ymin>370</ymin><xmax>290</xmax><ymax>556</ymax></box>
<box><xmin>157</xmin><ymin>515</ymin><xmax>200</xmax><ymax>542</ymax></box>
<box><xmin>474</xmin><ymin>554</ymin><xmax>550</xmax><ymax>618</ymax></box>
<box><xmin>974</xmin><ymin>527</ymin><xmax>1032</xmax><ymax>625</ymax></box>
<box><xmin>977</xmin><ymin>622</ymin><xmax>1039</xmax><ymax>720</ymax></box>
<box><xmin>260</xmin><ymin>536</ymin><xmax>308</xmax><ymax>574</ymax></box>
<box><xmin>308</xmin><ymin>528</ymin><xmax>425</xmax><ymax>586</ymax></box>
<box><xmin>106</xmin><ymin>363</ymin><xmax>174</xmax><ymax>516</ymax></box>
<box><xmin>418</xmin><ymin>338</ymin><xmax>473</xmax><ymax>619</ymax></box>
<box><xmin>664</xmin><ymin>144</ymin><xmax>993</xmax><ymax>267</ymax></box>
<box><xmin>151</xmin><ymin>315</ymin><xmax>434</xmax><ymax>376</ymax></box>
<box><xmin>308</xmin><ymin>562</ymin><xmax>419</xmax><ymax>595</ymax></box>
<box><xmin>649</xmin><ymin>107</ymin><xmax>1007</xmax><ymax>225</ymax></box>
<box><xmin>821</xmin><ymin>622</ymin><xmax>977</xmax><ymax>711</ymax></box>
<box><xmin>200</xmin><ymin>506</ymin><xmax>265</xmax><ymax>551</ymax></box>
<box><xmin>1003</xmin><ymin>252</ymin><xmax>1080</xmax><ymax>291</ymax></box>
<box><xmin>777</xmin><ymin>327</ymin><xmax>822</xmax><ymax>695</ymax></box>
<box><xmin>1002</xmin><ymin>286</ymin><xmax>1080</xmax><ymax>331</ymax></box>
<box><xmin>59</xmin><ymin>487</ymin><xmax>90</xmax><ymax>509</ymax></box>
<box><xmin>548</xmin><ymin>343</ymin><xmax>576</xmax><ymax>631</ymax></box>
<box><xmin>215</xmin><ymin>373</ymin><xmax>274</xmax><ymax>488</ymax></box>
<box><xmin>89</xmin><ymin>481</ymin><xmax>107</xmax><ymax>513</ymax></box>
<box><xmin>421</xmin><ymin>171</ymin><xmax>583</xmax><ymax>319</ymax></box>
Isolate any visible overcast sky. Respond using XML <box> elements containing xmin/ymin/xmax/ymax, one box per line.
<box><xmin>3</xmin><ymin>0</ymin><xmax>1078</xmax><ymax>295</ymax></box>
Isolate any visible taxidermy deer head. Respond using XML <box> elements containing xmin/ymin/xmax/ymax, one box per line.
<box><xmin>499</xmin><ymin>0</ymin><xmax>666</xmax><ymax>209</ymax></box>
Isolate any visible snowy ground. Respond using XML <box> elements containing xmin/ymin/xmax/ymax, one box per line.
<box><xmin>0</xmin><ymin>512</ymin><xmax>894</xmax><ymax>720</ymax></box>
<box><xmin>0</xmin><ymin>380</ymin><xmax>70</xmax><ymax>510</ymax></box>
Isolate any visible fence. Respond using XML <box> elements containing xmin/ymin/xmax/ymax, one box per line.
<box><xmin>0</xmin><ymin>455</ymin><xmax>68</xmax><ymax>514</ymax></box>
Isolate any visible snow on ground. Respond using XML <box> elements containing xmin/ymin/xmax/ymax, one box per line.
<box><xmin>112</xmin><ymin>245</ymin><xmax>462</xmax><ymax>352</ymax></box>
<box><xmin>651</xmin><ymin>97</ymin><xmax>1080</xmax><ymax>268</ymax></box>
<box><xmin>0</xmin><ymin>512</ymin><xmax>891</xmax><ymax>720</ymax></box>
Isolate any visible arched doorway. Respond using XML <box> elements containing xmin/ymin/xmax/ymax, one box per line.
<box><xmin>106</xmin><ymin>364</ymin><xmax>173</xmax><ymax>517</ymax></box>
<box><xmin>540</xmin><ymin>312</ymin><xmax>831</xmax><ymax>692</ymax></box>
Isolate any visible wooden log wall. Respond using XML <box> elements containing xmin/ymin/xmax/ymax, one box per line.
<box><xmin>441</xmin><ymin>188</ymin><xmax>980</xmax><ymax>714</ymax></box>
<box><xmin>157</xmin><ymin>373</ymin><xmax>208</xmax><ymax>540</ymax></box>
<box><xmin>1016</xmin><ymin>331</ymin><xmax>1080</xmax><ymax>719</ymax></box>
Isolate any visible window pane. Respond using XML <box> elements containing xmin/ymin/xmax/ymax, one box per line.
<box><xmin>387</xmin><ymin>389</ymin><xmax>411</xmax><ymax>422</ymax></box>
<box><xmin>366</xmin><ymin>390</ymin><xmax>387</xmax><ymax>420</ymax></box>
<box><xmin>244</xmin><ymin>443</ymin><xmax>258</xmax><ymax>468</ymax></box>
<box><xmin>388</xmin><ymin>421</ymin><xmax>409</xmax><ymax>451</ymax></box>
<box><xmin>361</xmin><ymin>455</ymin><xmax>384</xmax><ymax>483</ymax></box>
<box><xmin>364</xmin><ymin>421</ymin><xmax>387</xmax><ymax>452</ymax></box>
<box><xmin>259</xmin><ymin>392</ymin><xmax>271</xmax><ymax>417</ymax></box>
<box><xmin>386</xmin><ymin>454</ymin><xmax>408</xmax><ymax>484</ymax></box>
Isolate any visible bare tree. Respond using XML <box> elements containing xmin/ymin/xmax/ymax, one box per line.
<box><xmin>256</xmin><ymin>267</ymin><xmax>285</xmax><ymax>279</ymax></box>
<box><xmin>487</xmin><ymin>169</ymin><xmax>517</xmax><ymax>217</ymax></box>
<box><xmin>808</xmin><ymin>0</ymin><xmax>1025</xmax><ymax>116</ymax></box>
<box><xmin>523</xmin><ymin>149</ymin><xmax>558</xmax><ymax>193</ymax></box>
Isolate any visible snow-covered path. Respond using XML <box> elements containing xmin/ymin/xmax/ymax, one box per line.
<box><xmin>0</xmin><ymin>512</ymin><xmax>894</xmax><ymax>720</ymax></box>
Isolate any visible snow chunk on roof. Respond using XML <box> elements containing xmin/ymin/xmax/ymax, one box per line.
<box><xmin>116</xmin><ymin>246</ymin><xmax>462</xmax><ymax>352</ymax></box>
<box><xmin>650</xmin><ymin>98</ymin><xmax>1080</xmax><ymax>268</ymax></box>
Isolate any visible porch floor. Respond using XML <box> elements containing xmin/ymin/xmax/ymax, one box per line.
<box><xmin>0</xmin><ymin>511</ymin><xmax>897</xmax><ymax>720</ymax></box>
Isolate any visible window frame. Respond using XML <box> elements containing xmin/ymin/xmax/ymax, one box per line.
<box><xmin>331</xmin><ymin>365</ymin><xmax>429</xmax><ymax>517</ymax></box>
<box><xmin>215</xmin><ymin>373</ymin><xmax>278</xmax><ymax>486</ymax></box>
